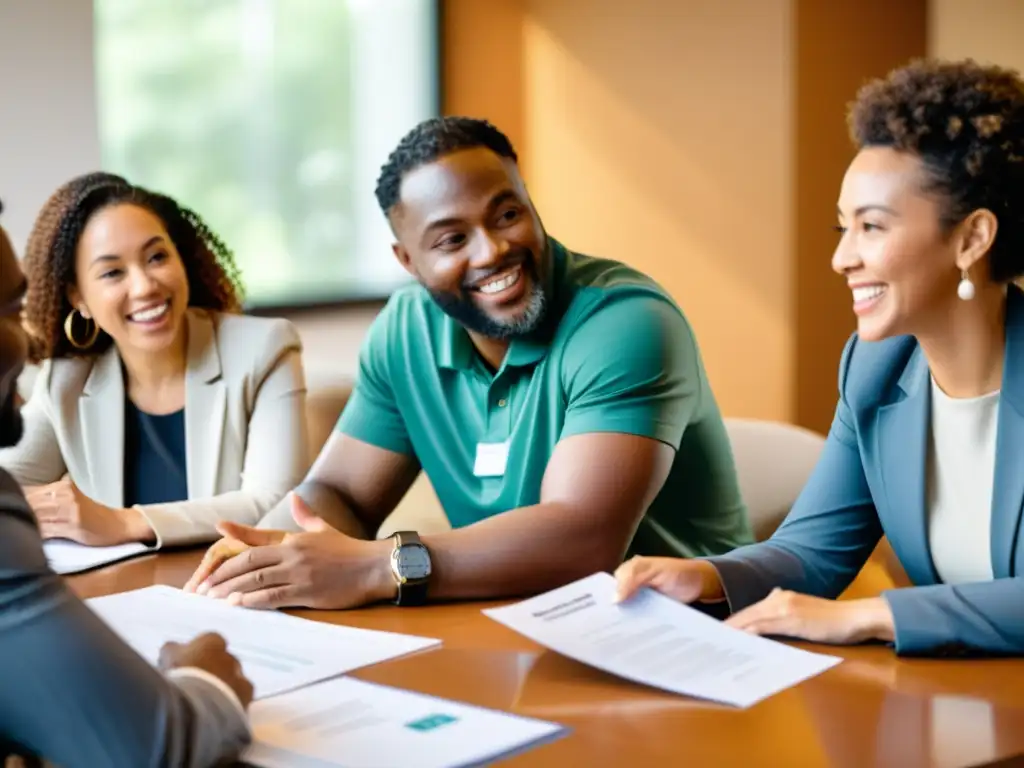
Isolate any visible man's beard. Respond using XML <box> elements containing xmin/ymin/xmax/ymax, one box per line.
<box><xmin>430</xmin><ymin>259</ymin><xmax>548</xmax><ymax>340</ymax></box>
<box><xmin>0</xmin><ymin>392</ymin><xmax>23</xmax><ymax>448</ymax></box>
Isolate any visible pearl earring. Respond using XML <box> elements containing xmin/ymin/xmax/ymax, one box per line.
<box><xmin>957</xmin><ymin>270</ymin><xmax>975</xmax><ymax>301</ymax></box>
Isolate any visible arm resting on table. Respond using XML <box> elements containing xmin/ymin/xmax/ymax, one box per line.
<box><xmin>882</xmin><ymin>578</ymin><xmax>1024</xmax><ymax>655</ymax></box>
<box><xmin>422</xmin><ymin>432</ymin><xmax>675</xmax><ymax>600</ymax></box>
<box><xmin>316</xmin><ymin>295</ymin><xmax>692</xmax><ymax>599</ymax></box>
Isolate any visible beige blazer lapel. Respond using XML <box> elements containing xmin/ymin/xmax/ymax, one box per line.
<box><xmin>183</xmin><ymin>310</ymin><xmax>227</xmax><ymax>500</ymax></box>
<box><xmin>79</xmin><ymin>347</ymin><xmax>125</xmax><ymax>508</ymax></box>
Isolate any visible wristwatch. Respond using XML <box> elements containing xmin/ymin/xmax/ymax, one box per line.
<box><xmin>389</xmin><ymin>531</ymin><xmax>432</xmax><ymax>606</ymax></box>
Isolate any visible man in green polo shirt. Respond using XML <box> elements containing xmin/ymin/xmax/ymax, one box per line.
<box><xmin>186</xmin><ymin>117</ymin><xmax>753</xmax><ymax>610</ymax></box>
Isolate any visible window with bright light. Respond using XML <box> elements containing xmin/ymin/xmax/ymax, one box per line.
<box><xmin>94</xmin><ymin>0</ymin><xmax>438</xmax><ymax>308</ymax></box>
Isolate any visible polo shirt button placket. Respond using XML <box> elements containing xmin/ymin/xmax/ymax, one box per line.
<box><xmin>491</xmin><ymin>385</ymin><xmax>512</xmax><ymax>435</ymax></box>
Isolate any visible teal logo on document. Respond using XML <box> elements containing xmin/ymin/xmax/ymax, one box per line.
<box><xmin>406</xmin><ymin>713</ymin><xmax>459</xmax><ymax>731</ymax></box>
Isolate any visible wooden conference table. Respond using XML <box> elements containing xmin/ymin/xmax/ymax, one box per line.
<box><xmin>68</xmin><ymin>549</ymin><xmax>1024</xmax><ymax>768</ymax></box>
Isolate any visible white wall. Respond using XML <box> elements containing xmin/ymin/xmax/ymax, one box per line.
<box><xmin>0</xmin><ymin>0</ymin><xmax>101</xmax><ymax>252</ymax></box>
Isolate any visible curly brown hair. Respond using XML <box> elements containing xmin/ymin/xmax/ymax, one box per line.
<box><xmin>23</xmin><ymin>172</ymin><xmax>245</xmax><ymax>362</ymax></box>
<box><xmin>847</xmin><ymin>58</ymin><xmax>1024</xmax><ymax>282</ymax></box>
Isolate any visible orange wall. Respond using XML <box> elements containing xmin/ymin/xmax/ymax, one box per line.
<box><xmin>929</xmin><ymin>0</ymin><xmax>1024</xmax><ymax>71</ymax></box>
<box><xmin>441</xmin><ymin>0</ymin><xmax>527</xmax><ymax>155</ymax></box>
<box><xmin>793</xmin><ymin>0</ymin><xmax>927</xmax><ymax>431</ymax></box>
<box><xmin>444</xmin><ymin>0</ymin><xmax>794</xmax><ymax>421</ymax></box>
<box><xmin>519</xmin><ymin>0</ymin><xmax>795</xmax><ymax>423</ymax></box>
<box><xmin>442</xmin><ymin>0</ymin><xmax>925</xmax><ymax>432</ymax></box>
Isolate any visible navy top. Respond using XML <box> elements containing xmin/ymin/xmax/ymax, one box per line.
<box><xmin>123</xmin><ymin>399</ymin><xmax>188</xmax><ymax>507</ymax></box>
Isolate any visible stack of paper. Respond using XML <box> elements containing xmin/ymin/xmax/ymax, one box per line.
<box><xmin>86</xmin><ymin>586</ymin><xmax>566</xmax><ymax>766</ymax></box>
<box><xmin>243</xmin><ymin>677</ymin><xmax>567</xmax><ymax>768</ymax></box>
<box><xmin>484</xmin><ymin>572</ymin><xmax>842</xmax><ymax>708</ymax></box>
<box><xmin>44</xmin><ymin>539</ymin><xmax>152</xmax><ymax>575</ymax></box>
<box><xmin>87</xmin><ymin>585</ymin><xmax>440</xmax><ymax>699</ymax></box>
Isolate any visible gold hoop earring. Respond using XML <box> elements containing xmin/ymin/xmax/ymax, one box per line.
<box><xmin>64</xmin><ymin>309</ymin><xmax>99</xmax><ymax>350</ymax></box>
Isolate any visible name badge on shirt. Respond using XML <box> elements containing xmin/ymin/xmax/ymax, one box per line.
<box><xmin>474</xmin><ymin>441</ymin><xmax>510</xmax><ymax>478</ymax></box>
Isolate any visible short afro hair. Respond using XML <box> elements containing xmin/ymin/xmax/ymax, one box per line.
<box><xmin>847</xmin><ymin>58</ymin><xmax>1024</xmax><ymax>282</ymax></box>
<box><xmin>374</xmin><ymin>116</ymin><xmax>518</xmax><ymax>215</ymax></box>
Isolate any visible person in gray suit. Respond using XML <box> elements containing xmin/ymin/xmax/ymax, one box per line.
<box><xmin>0</xmin><ymin>203</ymin><xmax>253</xmax><ymax>767</ymax></box>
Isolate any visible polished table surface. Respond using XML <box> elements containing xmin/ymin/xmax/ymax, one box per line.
<box><xmin>69</xmin><ymin>548</ymin><xmax>1024</xmax><ymax>768</ymax></box>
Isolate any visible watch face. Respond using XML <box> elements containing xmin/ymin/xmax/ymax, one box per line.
<box><xmin>395</xmin><ymin>543</ymin><xmax>431</xmax><ymax>580</ymax></box>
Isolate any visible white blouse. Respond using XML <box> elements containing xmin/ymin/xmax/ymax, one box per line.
<box><xmin>926</xmin><ymin>376</ymin><xmax>1000</xmax><ymax>584</ymax></box>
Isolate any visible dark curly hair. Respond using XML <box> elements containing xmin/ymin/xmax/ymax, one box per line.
<box><xmin>23</xmin><ymin>172</ymin><xmax>245</xmax><ymax>362</ymax></box>
<box><xmin>848</xmin><ymin>58</ymin><xmax>1024</xmax><ymax>282</ymax></box>
<box><xmin>374</xmin><ymin>116</ymin><xmax>518</xmax><ymax>215</ymax></box>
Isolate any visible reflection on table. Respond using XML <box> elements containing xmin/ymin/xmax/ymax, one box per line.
<box><xmin>67</xmin><ymin>547</ymin><xmax>1024</xmax><ymax>767</ymax></box>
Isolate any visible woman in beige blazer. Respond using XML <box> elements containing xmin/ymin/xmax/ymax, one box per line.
<box><xmin>0</xmin><ymin>172</ymin><xmax>309</xmax><ymax>548</ymax></box>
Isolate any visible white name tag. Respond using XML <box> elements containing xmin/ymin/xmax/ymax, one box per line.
<box><xmin>473</xmin><ymin>441</ymin><xmax>510</xmax><ymax>478</ymax></box>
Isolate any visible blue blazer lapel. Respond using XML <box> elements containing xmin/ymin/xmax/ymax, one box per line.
<box><xmin>877</xmin><ymin>346</ymin><xmax>940</xmax><ymax>585</ymax></box>
<box><xmin>991</xmin><ymin>287</ymin><xmax>1024</xmax><ymax>578</ymax></box>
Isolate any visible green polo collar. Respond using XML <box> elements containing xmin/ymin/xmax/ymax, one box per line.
<box><xmin>437</xmin><ymin>314</ymin><xmax>474</xmax><ymax>370</ymax></box>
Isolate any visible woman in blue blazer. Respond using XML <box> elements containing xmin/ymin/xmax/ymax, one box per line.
<box><xmin>615</xmin><ymin>58</ymin><xmax>1024</xmax><ymax>656</ymax></box>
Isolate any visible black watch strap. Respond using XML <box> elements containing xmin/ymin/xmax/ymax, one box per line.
<box><xmin>396</xmin><ymin>576</ymin><xmax>428</xmax><ymax>606</ymax></box>
<box><xmin>393</xmin><ymin>531</ymin><xmax>429</xmax><ymax>606</ymax></box>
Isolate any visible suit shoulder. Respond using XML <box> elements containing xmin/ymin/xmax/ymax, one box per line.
<box><xmin>839</xmin><ymin>332</ymin><xmax>918</xmax><ymax>408</ymax></box>
<box><xmin>209</xmin><ymin>312</ymin><xmax>302</xmax><ymax>380</ymax></box>
<box><xmin>212</xmin><ymin>312</ymin><xmax>301</xmax><ymax>353</ymax></box>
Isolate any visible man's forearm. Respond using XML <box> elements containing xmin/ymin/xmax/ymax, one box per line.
<box><xmin>419</xmin><ymin>501</ymin><xmax>633</xmax><ymax>601</ymax></box>
<box><xmin>295</xmin><ymin>481</ymin><xmax>371</xmax><ymax>540</ymax></box>
<box><xmin>257</xmin><ymin>480</ymin><xmax>372</xmax><ymax>537</ymax></box>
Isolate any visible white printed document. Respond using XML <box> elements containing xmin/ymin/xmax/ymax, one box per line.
<box><xmin>44</xmin><ymin>539</ymin><xmax>152</xmax><ymax>575</ymax></box>
<box><xmin>243</xmin><ymin>676</ymin><xmax>567</xmax><ymax>768</ymax></box>
<box><xmin>87</xmin><ymin>585</ymin><xmax>440</xmax><ymax>699</ymax></box>
<box><xmin>483</xmin><ymin>572</ymin><xmax>842</xmax><ymax>708</ymax></box>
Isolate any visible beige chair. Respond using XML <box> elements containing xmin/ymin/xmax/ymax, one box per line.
<box><xmin>303</xmin><ymin>371</ymin><xmax>450</xmax><ymax>538</ymax></box>
<box><xmin>303</xmin><ymin>372</ymin><xmax>355</xmax><ymax>462</ymax></box>
<box><xmin>723</xmin><ymin>417</ymin><xmax>826</xmax><ymax>541</ymax></box>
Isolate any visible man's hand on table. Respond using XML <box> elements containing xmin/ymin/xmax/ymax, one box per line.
<box><xmin>158</xmin><ymin>632</ymin><xmax>255</xmax><ymax>709</ymax></box>
<box><xmin>183</xmin><ymin>494</ymin><xmax>396</xmax><ymax>610</ymax></box>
